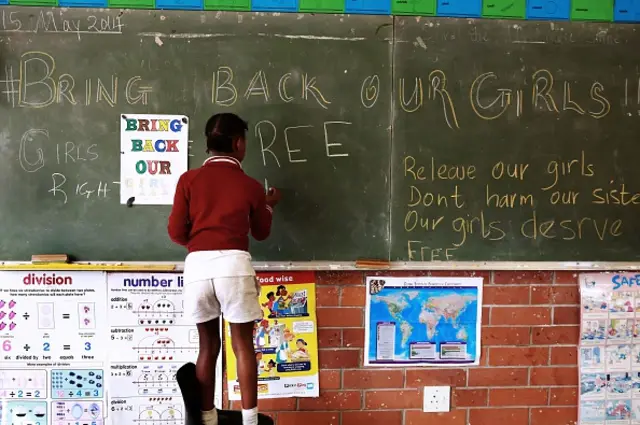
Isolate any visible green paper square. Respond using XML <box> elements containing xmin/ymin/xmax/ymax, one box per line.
<box><xmin>392</xmin><ymin>0</ymin><xmax>435</xmax><ymax>15</ymax></box>
<box><xmin>10</xmin><ymin>0</ymin><xmax>57</xmax><ymax>5</ymax></box>
<box><xmin>482</xmin><ymin>0</ymin><xmax>525</xmax><ymax>18</ymax></box>
<box><xmin>571</xmin><ymin>0</ymin><xmax>614</xmax><ymax>21</ymax></box>
<box><xmin>299</xmin><ymin>0</ymin><xmax>344</xmax><ymax>12</ymax></box>
<box><xmin>204</xmin><ymin>0</ymin><xmax>249</xmax><ymax>10</ymax></box>
<box><xmin>108</xmin><ymin>0</ymin><xmax>153</xmax><ymax>7</ymax></box>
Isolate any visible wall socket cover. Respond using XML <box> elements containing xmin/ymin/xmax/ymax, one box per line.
<box><xmin>423</xmin><ymin>386</ymin><xmax>451</xmax><ymax>413</ymax></box>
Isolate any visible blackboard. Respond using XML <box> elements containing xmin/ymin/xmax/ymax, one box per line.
<box><xmin>391</xmin><ymin>17</ymin><xmax>640</xmax><ymax>261</ymax></box>
<box><xmin>0</xmin><ymin>7</ymin><xmax>392</xmax><ymax>261</ymax></box>
<box><xmin>1</xmin><ymin>9</ymin><xmax>640</xmax><ymax>262</ymax></box>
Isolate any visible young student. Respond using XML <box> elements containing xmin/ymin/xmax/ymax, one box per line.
<box><xmin>168</xmin><ymin>112</ymin><xmax>281</xmax><ymax>425</ymax></box>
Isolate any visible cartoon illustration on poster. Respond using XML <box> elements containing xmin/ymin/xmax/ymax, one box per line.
<box><xmin>581</xmin><ymin>400</ymin><xmax>605</xmax><ymax>423</ymax></box>
<box><xmin>579</xmin><ymin>273</ymin><xmax>640</xmax><ymax>425</ymax></box>
<box><xmin>582</xmin><ymin>319</ymin><xmax>607</xmax><ymax>344</ymax></box>
<box><xmin>581</xmin><ymin>346</ymin><xmax>604</xmax><ymax>370</ymax></box>
<box><xmin>364</xmin><ymin>276</ymin><xmax>482</xmax><ymax>366</ymax></box>
<box><xmin>225</xmin><ymin>272</ymin><xmax>319</xmax><ymax>399</ymax></box>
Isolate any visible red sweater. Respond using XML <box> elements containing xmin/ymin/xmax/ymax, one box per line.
<box><xmin>167</xmin><ymin>156</ymin><xmax>273</xmax><ymax>252</ymax></box>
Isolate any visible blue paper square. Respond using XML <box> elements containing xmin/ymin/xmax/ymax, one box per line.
<box><xmin>59</xmin><ymin>0</ymin><xmax>106</xmax><ymax>5</ymax></box>
<box><xmin>527</xmin><ymin>0</ymin><xmax>570</xmax><ymax>19</ymax></box>
<box><xmin>614</xmin><ymin>0</ymin><xmax>640</xmax><ymax>21</ymax></box>
<box><xmin>156</xmin><ymin>0</ymin><xmax>202</xmax><ymax>8</ymax></box>
<box><xmin>436</xmin><ymin>0</ymin><xmax>481</xmax><ymax>16</ymax></box>
<box><xmin>0</xmin><ymin>0</ymin><xmax>9</xmax><ymax>4</ymax></box>
<box><xmin>252</xmin><ymin>0</ymin><xmax>297</xmax><ymax>11</ymax></box>
<box><xmin>345</xmin><ymin>0</ymin><xmax>391</xmax><ymax>14</ymax></box>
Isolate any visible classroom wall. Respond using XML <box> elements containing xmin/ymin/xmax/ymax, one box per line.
<box><xmin>226</xmin><ymin>270</ymin><xmax>579</xmax><ymax>425</ymax></box>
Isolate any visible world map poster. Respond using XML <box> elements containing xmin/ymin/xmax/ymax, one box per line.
<box><xmin>364</xmin><ymin>276</ymin><xmax>483</xmax><ymax>366</ymax></box>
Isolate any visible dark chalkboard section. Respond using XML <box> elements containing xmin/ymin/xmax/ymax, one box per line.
<box><xmin>0</xmin><ymin>7</ymin><xmax>392</xmax><ymax>261</ymax></box>
<box><xmin>391</xmin><ymin>18</ymin><xmax>640</xmax><ymax>261</ymax></box>
<box><xmin>3</xmin><ymin>10</ymin><xmax>640</xmax><ymax>262</ymax></box>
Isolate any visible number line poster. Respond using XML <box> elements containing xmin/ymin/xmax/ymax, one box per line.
<box><xmin>225</xmin><ymin>272</ymin><xmax>319</xmax><ymax>399</ymax></box>
<box><xmin>120</xmin><ymin>114</ymin><xmax>189</xmax><ymax>205</ymax></box>
<box><xmin>579</xmin><ymin>272</ymin><xmax>640</xmax><ymax>425</ymax></box>
<box><xmin>0</xmin><ymin>271</ymin><xmax>222</xmax><ymax>425</ymax></box>
<box><xmin>365</xmin><ymin>276</ymin><xmax>483</xmax><ymax>366</ymax></box>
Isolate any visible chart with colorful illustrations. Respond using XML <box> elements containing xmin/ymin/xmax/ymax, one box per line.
<box><xmin>364</xmin><ymin>276</ymin><xmax>483</xmax><ymax>366</ymax></box>
<box><xmin>225</xmin><ymin>272</ymin><xmax>319</xmax><ymax>399</ymax></box>
<box><xmin>0</xmin><ymin>271</ymin><xmax>107</xmax><ymax>425</ymax></box>
<box><xmin>0</xmin><ymin>271</ymin><xmax>222</xmax><ymax>425</ymax></box>
<box><xmin>106</xmin><ymin>272</ymin><xmax>223</xmax><ymax>425</ymax></box>
<box><xmin>579</xmin><ymin>273</ymin><xmax>640</xmax><ymax>425</ymax></box>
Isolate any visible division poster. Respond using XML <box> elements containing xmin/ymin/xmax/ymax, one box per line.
<box><xmin>578</xmin><ymin>272</ymin><xmax>640</xmax><ymax>425</ymax></box>
<box><xmin>225</xmin><ymin>272</ymin><xmax>319</xmax><ymax>399</ymax></box>
<box><xmin>364</xmin><ymin>276</ymin><xmax>483</xmax><ymax>366</ymax></box>
<box><xmin>119</xmin><ymin>114</ymin><xmax>189</xmax><ymax>205</ymax></box>
<box><xmin>0</xmin><ymin>271</ymin><xmax>108</xmax><ymax>425</ymax></box>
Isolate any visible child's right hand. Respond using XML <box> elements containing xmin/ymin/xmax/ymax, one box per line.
<box><xmin>266</xmin><ymin>187</ymin><xmax>282</xmax><ymax>207</ymax></box>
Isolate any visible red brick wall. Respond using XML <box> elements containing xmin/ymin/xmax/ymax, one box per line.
<box><xmin>228</xmin><ymin>270</ymin><xmax>580</xmax><ymax>425</ymax></box>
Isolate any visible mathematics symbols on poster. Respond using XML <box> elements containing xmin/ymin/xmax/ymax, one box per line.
<box><xmin>579</xmin><ymin>273</ymin><xmax>640</xmax><ymax>425</ymax></box>
<box><xmin>225</xmin><ymin>272</ymin><xmax>319</xmax><ymax>399</ymax></box>
<box><xmin>364</xmin><ymin>276</ymin><xmax>483</xmax><ymax>367</ymax></box>
<box><xmin>0</xmin><ymin>271</ymin><xmax>222</xmax><ymax>425</ymax></box>
<box><xmin>0</xmin><ymin>271</ymin><xmax>108</xmax><ymax>425</ymax></box>
<box><xmin>120</xmin><ymin>114</ymin><xmax>189</xmax><ymax>205</ymax></box>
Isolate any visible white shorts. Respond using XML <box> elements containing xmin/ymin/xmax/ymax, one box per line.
<box><xmin>184</xmin><ymin>276</ymin><xmax>263</xmax><ymax>324</ymax></box>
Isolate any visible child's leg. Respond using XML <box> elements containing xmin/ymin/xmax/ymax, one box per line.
<box><xmin>184</xmin><ymin>279</ymin><xmax>222</xmax><ymax>425</ymax></box>
<box><xmin>196</xmin><ymin>318</ymin><xmax>221</xmax><ymax>412</ymax></box>
<box><xmin>216</xmin><ymin>276</ymin><xmax>263</xmax><ymax>425</ymax></box>
<box><xmin>230</xmin><ymin>322</ymin><xmax>259</xmax><ymax>410</ymax></box>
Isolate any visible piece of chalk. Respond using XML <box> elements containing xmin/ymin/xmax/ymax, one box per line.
<box><xmin>356</xmin><ymin>259</ymin><xmax>391</xmax><ymax>269</ymax></box>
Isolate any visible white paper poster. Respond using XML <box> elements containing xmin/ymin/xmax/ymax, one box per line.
<box><xmin>120</xmin><ymin>114</ymin><xmax>189</xmax><ymax>205</ymax></box>
<box><xmin>364</xmin><ymin>276</ymin><xmax>483</xmax><ymax>367</ymax></box>
<box><xmin>579</xmin><ymin>273</ymin><xmax>640</xmax><ymax>425</ymax></box>
<box><xmin>0</xmin><ymin>271</ymin><xmax>222</xmax><ymax>425</ymax></box>
<box><xmin>0</xmin><ymin>271</ymin><xmax>108</xmax><ymax>425</ymax></box>
<box><xmin>106</xmin><ymin>273</ymin><xmax>222</xmax><ymax>425</ymax></box>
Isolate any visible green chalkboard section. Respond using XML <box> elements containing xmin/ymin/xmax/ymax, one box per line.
<box><xmin>0</xmin><ymin>8</ymin><xmax>392</xmax><ymax>261</ymax></box>
<box><xmin>3</xmin><ymin>10</ymin><xmax>640</xmax><ymax>262</ymax></box>
<box><xmin>391</xmin><ymin>18</ymin><xmax>640</xmax><ymax>261</ymax></box>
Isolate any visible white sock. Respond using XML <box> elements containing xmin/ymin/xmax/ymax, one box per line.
<box><xmin>202</xmin><ymin>408</ymin><xmax>218</xmax><ymax>425</ymax></box>
<box><xmin>242</xmin><ymin>407</ymin><xmax>258</xmax><ymax>425</ymax></box>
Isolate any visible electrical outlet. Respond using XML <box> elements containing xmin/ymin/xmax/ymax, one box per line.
<box><xmin>423</xmin><ymin>386</ymin><xmax>450</xmax><ymax>412</ymax></box>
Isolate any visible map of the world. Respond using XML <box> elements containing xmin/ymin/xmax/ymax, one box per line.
<box><xmin>365</xmin><ymin>277</ymin><xmax>482</xmax><ymax>366</ymax></box>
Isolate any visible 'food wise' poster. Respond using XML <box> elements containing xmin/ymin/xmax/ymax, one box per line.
<box><xmin>225</xmin><ymin>272</ymin><xmax>319</xmax><ymax>399</ymax></box>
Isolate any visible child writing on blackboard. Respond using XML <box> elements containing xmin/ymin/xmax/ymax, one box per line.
<box><xmin>168</xmin><ymin>112</ymin><xmax>281</xmax><ymax>425</ymax></box>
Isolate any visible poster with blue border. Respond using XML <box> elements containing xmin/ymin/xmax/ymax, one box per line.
<box><xmin>364</xmin><ymin>276</ymin><xmax>482</xmax><ymax>367</ymax></box>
